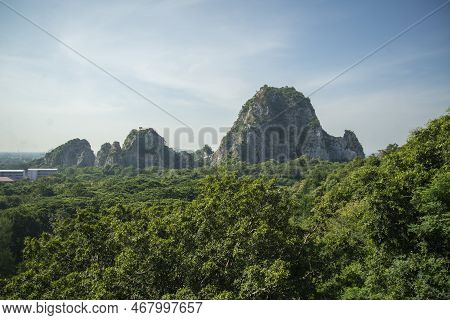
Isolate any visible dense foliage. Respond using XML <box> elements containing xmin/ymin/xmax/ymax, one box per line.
<box><xmin>0</xmin><ymin>113</ymin><xmax>448</xmax><ymax>299</ymax></box>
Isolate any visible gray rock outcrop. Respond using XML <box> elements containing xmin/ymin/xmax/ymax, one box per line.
<box><xmin>33</xmin><ymin>138</ymin><xmax>96</xmax><ymax>167</ymax></box>
<box><xmin>95</xmin><ymin>141</ymin><xmax>123</xmax><ymax>166</ymax></box>
<box><xmin>94</xmin><ymin>129</ymin><xmax>213</xmax><ymax>169</ymax></box>
<box><xmin>120</xmin><ymin>128</ymin><xmax>193</xmax><ymax>169</ymax></box>
<box><xmin>212</xmin><ymin>85</ymin><xmax>364</xmax><ymax>164</ymax></box>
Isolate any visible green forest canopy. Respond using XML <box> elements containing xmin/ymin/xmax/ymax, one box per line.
<box><xmin>0</xmin><ymin>112</ymin><xmax>448</xmax><ymax>299</ymax></box>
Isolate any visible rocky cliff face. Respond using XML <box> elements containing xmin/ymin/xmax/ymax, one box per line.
<box><xmin>35</xmin><ymin>138</ymin><xmax>95</xmax><ymax>167</ymax></box>
<box><xmin>95</xmin><ymin>141</ymin><xmax>123</xmax><ymax>166</ymax></box>
<box><xmin>122</xmin><ymin>128</ymin><xmax>174</xmax><ymax>168</ymax></box>
<box><xmin>212</xmin><ymin>85</ymin><xmax>364</xmax><ymax>164</ymax></box>
<box><xmin>98</xmin><ymin>128</ymin><xmax>197</xmax><ymax>169</ymax></box>
<box><xmin>32</xmin><ymin>86</ymin><xmax>362</xmax><ymax>169</ymax></box>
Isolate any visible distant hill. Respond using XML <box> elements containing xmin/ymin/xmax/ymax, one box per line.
<box><xmin>95</xmin><ymin>128</ymin><xmax>212</xmax><ymax>169</ymax></box>
<box><xmin>0</xmin><ymin>152</ymin><xmax>45</xmax><ymax>169</ymax></box>
<box><xmin>213</xmin><ymin>85</ymin><xmax>364</xmax><ymax>164</ymax></box>
<box><xmin>30</xmin><ymin>139</ymin><xmax>95</xmax><ymax>168</ymax></box>
<box><xmin>30</xmin><ymin>85</ymin><xmax>365</xmax><ymax>169</ymax></box>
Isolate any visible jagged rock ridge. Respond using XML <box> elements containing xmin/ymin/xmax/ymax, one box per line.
<box><xmin>96</xmin><ymin>129</ymin><xmax>212</xmax><ymax>169</ymax></box>
<box><xmin>212</xmin><ymin>85</ymin><xmax>364</xmax><ymax>164</ymax></box>
<box><xmin>95</xmin><ymin>141</ymin><xmax>122</xmax><ymax>167</ymax></box>
<box><xmin>31</xmin><ymin>86</ymin><xmax>363</xmax><ymax>169</ymax></box>
<box><xmin>32</xmin><ymin>138</ymin><xmax>95</xmax><ymax>167</ymax></box>
<box><xmin>121</xmin><ymin>128</ymin><xmax>187</xmax><ymax>169</ymax></box>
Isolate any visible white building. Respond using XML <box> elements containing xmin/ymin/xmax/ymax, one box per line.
<box><xmin>26</xmin><ymin>168</ymin><xmax>58</xmax><ymax>181</ymax></box>
<box><xmin>0</xmin><ymin>177</ymin><xmax>15</xmax><ymax>183</ymax></box>
<box><xmin>0</xmin><ymin>170</ymin><xmax>25</xmax><ymax>181</ymax></box>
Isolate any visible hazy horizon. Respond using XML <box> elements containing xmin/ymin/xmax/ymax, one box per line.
<box><xmin>1</xmin><ymin>0</ymin><xmax>449</xmax><ymax>155</ymax></box>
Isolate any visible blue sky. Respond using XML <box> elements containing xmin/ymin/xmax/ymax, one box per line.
<box><xmin>0</xmin><ymin>0</ymin><xmax>449</xmax><ymax>154</ymax></box>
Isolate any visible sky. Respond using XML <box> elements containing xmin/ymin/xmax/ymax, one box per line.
<box><xmin>0</xmin><ymin>0</ymin><xmax>449</xmax><ymax>155</ymax></box>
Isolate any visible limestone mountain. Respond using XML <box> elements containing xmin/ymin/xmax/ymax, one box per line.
<box><xmin>96</xmin><ymin>128</ymin><xmax>206</xmax><ymax>169</ymax></box>
<box><xmin>212</xmin><ymin>85</ymin><xmax>364</xmax><ymax>164</ymax></box>
<box><xmin>32</xmin><ymin>130</ymin><xmax>212</xmax><ymax>170</ymax></box>
<box><xmin>95</xmin><ymin>141</ymin><xmax>123</xmax><ymax>167</ymax></box>
<box><xmin>30</xmin><ymin>86</ymin><xmax>363</xmax><ymax>169</ymax></box>
<box><xmin>192</xmin><ymin>145</ymin><xmax>214</xmax><ymax>166</ymax></box>
<box><xmin>32</xmin><ymin>138</ymin><xmax>95</xmax><ymax>167</ymax></box>
<box><xmin>121</xmin><ymin>128</ymin><xmax>182</xmax><ymax>168</ymax></box>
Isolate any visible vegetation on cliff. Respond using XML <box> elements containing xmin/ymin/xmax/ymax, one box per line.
<box><xmin>213</xmin><ymin>86</ymin><xmax>365</xmax><ymax>164</ymax></box>
<box><xmin>0</xmin><ymin>112</ymin><xmax>448</xmax><ymax>299</ymax></box>
<box><xmin>30</xmin><ymin>138</ymin><xmax>95</xmax><ymax>168</ymax></box>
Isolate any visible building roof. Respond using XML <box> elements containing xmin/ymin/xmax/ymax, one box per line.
<box><xmin>0</xmin><ymin>177</ymin><xmax>15</xmax><ymax>182</ymax></box>
<box><xmin>0</xmin><ymin>170</ymin><xmax>25</xmax><ymax>172</ymax></box>
<box><xmin>27</xmin><ymin>168</ymin><xmax>58</xmax><ymax>171</ymax></box>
